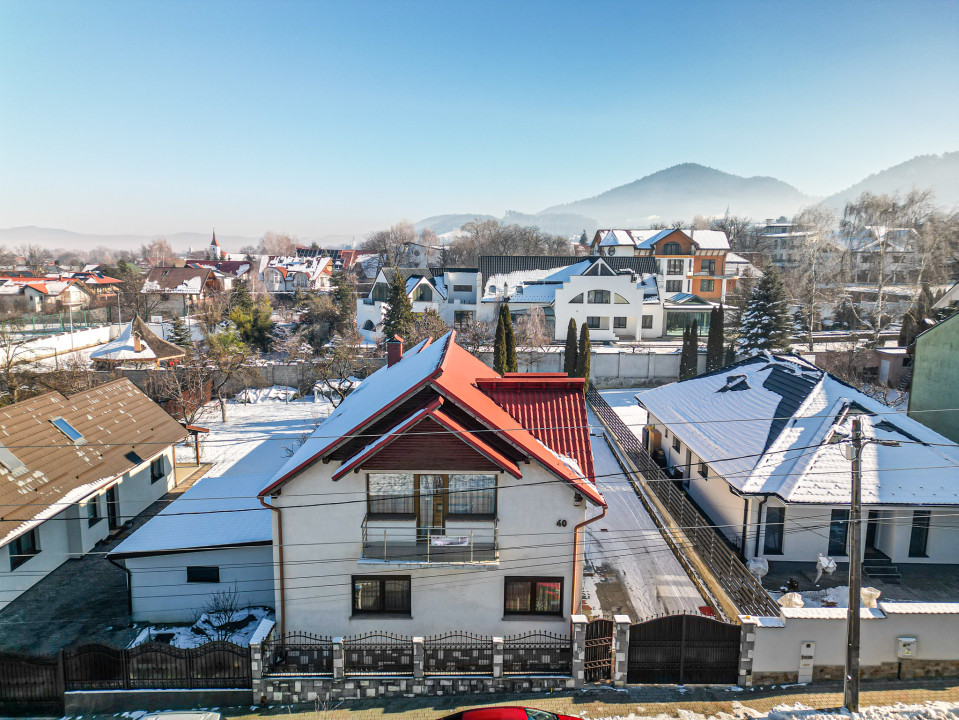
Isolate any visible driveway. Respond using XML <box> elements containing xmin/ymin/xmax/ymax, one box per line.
<box><xmin>585</xmin><ymin>406</ymin><xmax>705</xmax><ymax>619</ymax></box>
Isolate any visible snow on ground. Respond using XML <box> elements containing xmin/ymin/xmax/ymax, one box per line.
<box><xmin>586</xmin><ymin>406</ymin><xmax>704</xmax><ymax>619</ymax></box>
<box><xmin>235</xmin><ymin>385</ymin><xmax>299</xmax><ymax>403</ymax></box>
<box><xmin>599</xmin><ymin>388</ymin><xmax>650</xmax><ymax>433</ymax></box>
<box><xmin>582</xmin><ymin>702</ymin><xmax>959</xmax><ymax>720</ymax></box>
<box><xmin>129</xmin><ymin>607</ymin><xmax>274</xmax><ymax>648</ymax></box>
<box><xmin>177</xmin><ymin>396</ymin><xmax>332</xmax><ymax>476</ymax></box>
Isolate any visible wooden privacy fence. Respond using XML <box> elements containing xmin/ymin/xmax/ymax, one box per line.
<box><xmin>587</xmin><ymin>387</ymin><xmax>780</xmax><ymax>617</ymax></box>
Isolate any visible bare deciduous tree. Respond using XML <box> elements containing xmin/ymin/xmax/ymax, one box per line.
<box><xmin>362</xmin><ymin>222</ymin><xmax>416</xmax><ymax>267</ymax></box>
<box><xmin>259</xmin><ymin>231</ymin><xmax>297</xmax><ymax>256</ymax></box>
<box><xmin>788</xmin><ymin>205</ymin><xmax>842</xmax><ymax>350</ymax></box>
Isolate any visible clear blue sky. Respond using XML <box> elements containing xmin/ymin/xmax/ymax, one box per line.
<box><xmin>1</xmin><ymin>0</ymin><xmax>957</xmax><ymax>239</ymax></box>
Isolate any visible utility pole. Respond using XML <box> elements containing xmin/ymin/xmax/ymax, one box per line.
<box><xmin>844</xmin><ymin>415</ymin><xmax>863</xmax><ymax>712</ymax></box>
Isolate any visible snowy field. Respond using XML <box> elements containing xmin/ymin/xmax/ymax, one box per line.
<box><xmin>175</xmin><ymin>393</ymin><xmax>334</xmax><ymax>476</ymax></box>
<box><xmin>585</xmin><ymin>406</ymin><xmax>704</xmax><ymax>619</ymax></box>
<box><xmin>581</xmin><ymin>702</ymin><xmax>959</xmax><ymax>720</ymax></box>
<box><xmin>599</xmin><ymin>388</ymin><xmax>649</xmax><ymax>433</ymax></box>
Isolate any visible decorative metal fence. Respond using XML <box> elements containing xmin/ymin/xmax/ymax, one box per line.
<box><xmin>423</xmin><ymin>632</ymin><xmax>493</xmax><ymax>675</ymax></box>
<box><xmin>62</xmin><ymin>642</ymin><xmax>251</xmax><ymax>690</ymax></box>
<box><xmin>262</xmin><ymin>633</ymin><xmax>334</xmax><ymax>676</ymax></box>
<box><xmin>0</xmin><ymin>652</ymin><xmax>61</xmax><ymax>714</ymax></box>
<box><xmin>343</xmin><ymin>633</ymin><xmax>413</xmax><ymax>676</ymax></box>
<box><xmin>502</xmin><ymin>632</ymin><xmax>571</xmax><ymax>675</ymax></box>
<box><xmin>584</xmin><ymin>618</ymin><xmax>614</xmax><ymax>682</ymax></box>
<box><xmin>587</xmin><ymin>387</ymin><xmax>780</xmax><ymax>617</ymax></box>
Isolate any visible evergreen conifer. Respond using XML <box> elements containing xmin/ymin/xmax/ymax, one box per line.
<box><xmin>575</xmin><ymin>323</ymin><xmax>591</xmax><ymax>391</ymax></box>
<box><xmin>167</xmin><ymin>315</ymin><xmax>193</xmax><ymax>348</ymax></box>
<box><xmin>563</xmin><ymin>318</ymin><xmax>578</xmax><ymax>375</ymax></box>
<box><xmin>502</xmin><ymin>302</ymin><xmax>517</xmax><ymax>372</ymax></box>
<box><xmin>381</xmin><ymin>268</ymin><xmax>415</xmax><ymax>342</ymax></box>
<box><xmin>679</xmin><ymin>320</ymin><xmax>699</xmax><ymax>380</ymax></box>
<box><xmin>705</xmin><ymin>304</ymin><xmax>724</xmax><ymax>372</ymax></box>
<box><xmin>737</xmin><ymin>265</ymin><xmax>792</xmax><ymax>355</ymax></box>
<box><xmin>493</xmin><ymin>306</ymin><xmax>508</xmax><ymax>375</ymax></box>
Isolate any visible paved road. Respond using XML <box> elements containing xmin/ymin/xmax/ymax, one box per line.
<box><xmin>585</xmin><ymin>406</ymin><xmax>705</xmax><ymax>619</ymax></box>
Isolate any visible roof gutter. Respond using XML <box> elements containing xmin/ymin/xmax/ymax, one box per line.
<box><xmin>259</xmin><ymin>495</ymin><xmax>286</xmax><ymax>637</ymax></box>
<box><xmin>571</xmin><ymin>503</ymin><xmax>607</xmax><ymax>617</ymax></box>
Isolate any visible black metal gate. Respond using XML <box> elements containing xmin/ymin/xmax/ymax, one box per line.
<box><xmin>0</xmin><ymin>651</ymin><xmax>62</xmax><ymax>715</ymax></box>
<box><xmin>627</xmin><ymin>613</ymin><xmax>740</xmax><ymax>684</ymax></box>
<box><xmin>584</xmin><ymin>618</ymin><xmax>613</xmax><ymax>682</ymax></box>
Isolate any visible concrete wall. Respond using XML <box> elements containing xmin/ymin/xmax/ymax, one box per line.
<box><xmin>746</xmin><ymin>604</ymin><xmax>959</xmax><ymax>684</ymax></box>
<box><xmin>125</xmin><ymin>545</ymin><xmax>275</xmax><ymax>623</ymax></box>
<box><xmin>15</xmin><ymin>323</ymin><xmax>122</xmax><ymax>362</ymax></box>
<box><xmin>271</xmin><ymin>461</ymin><xmax>588</xmax><ymax>637</ymax></box>
<box><xmin>909</xmin><ymin>314</ymin><xmax>959</xmax><ymax>444</ymax></box>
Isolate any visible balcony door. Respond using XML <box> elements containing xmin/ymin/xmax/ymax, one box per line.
<box><xmin>416</xmin><ymin>474</ymin><xmax>446</xmax><ymax>541</ymax></box>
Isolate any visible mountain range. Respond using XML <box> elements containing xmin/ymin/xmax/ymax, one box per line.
<box><xmin>3</xmin><ymin>153</ymin><xmax>957</xmax><ymax>251</ymax></box>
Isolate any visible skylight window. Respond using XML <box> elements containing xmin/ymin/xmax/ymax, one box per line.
<box><xmin>0</xmin><ymin>444</ymin><xmax>27</xmax><ymax>477</ymax></box>
<box><xmin>51</xmin><ymin>417</ymin><xmax>85</xmax><ymax>445</ymax></box>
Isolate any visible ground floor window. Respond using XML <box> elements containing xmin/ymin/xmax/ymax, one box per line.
<box><xmin>9</xmin><ymin>529</ymin><xmax>40</xmax><ymax>570</ymax></box>
<box><xmin>665</xmin><ymin>311</ymin><xmax>711</xmax><ymax>336</ymax></box>
<box><xmin>87</xmin><ymin>495</ymin><xmax>102</xmax><ymax>527</ymax></box>
<box><xmin>151</xmin><ymin>457</ymin><xmax>165</xmax><ymax>483</ymax></box>
<box><xmin>909</xmin><ymin>510</ymin><xmax>931</xmax><ymax>557</ymax></box>
<box><xmin>352</xmin><ymin>576</ymin><xmax>411</xmax><ymax>615</ymax></box>
<box><xmin>828</xmin><ymin>509</ymin><xmax>849</xmax><ymax>556</ymax></box>
<box><xmin>763</xmin><ymin>506</ymin><xmax>785</xmax><ymax>555</ymax></box>
<box><xmin>642</xmin><ymin>315</ymin><xmax>653</xmax><ymax>329</ymax></box>
<box><xmin>186</xmin><ymin>566</ymin><xmax>220</xmax><ymax>583</ymax></box>
<box><xmin>586</xmin><ymin>316</ymin><xmax>601</xmax><ymax>329</ymax></box>
<box><xmin>614</xmin><ymin>316</ymin><xmax>627</xmax><ymax>329</ymax></box>
<box><xmin>454</xmin><ymin>310</ymin><xmax>474</xmax><ymax>327</ymax></box>
<box><xmin>504</xmin><ymin>576</ymin><xmax>563</xmax><ymax>615</ymax></box>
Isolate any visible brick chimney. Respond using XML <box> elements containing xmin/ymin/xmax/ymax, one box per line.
<box><xmin>133</xmin><ymin>332</ymin><xmax>143</xmax><ymax>353</ymax></box>
<box><xmin>387</xmin><ymin>334</ymin><xmax>404</xmax><ymax>367</ymax></box>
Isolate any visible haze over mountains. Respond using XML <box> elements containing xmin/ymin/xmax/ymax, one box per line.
<box><xmin>3</xmin><ymin>153</ymin><xmax>957</xmax><ymax>252</ymax></box>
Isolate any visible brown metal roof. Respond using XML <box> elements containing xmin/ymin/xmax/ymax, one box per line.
<box><xmin>0</xmin><ymin>378</ymin><xmax>189</xmax><ymax>546</ymax></box>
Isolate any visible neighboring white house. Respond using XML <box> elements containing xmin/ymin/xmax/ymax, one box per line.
<box><xmin>357</xmin><ymin>267</ymin><xmax>482</xmax><ymax>341</ymax></box>
<box><xmin>636</xmin><ymin>353</ymin><xmax>959</xmax><ymax>577</ymax></box>
<box><xmin>0</xmin><ymin>379</ymin><xmax>187</xmax><ymax>611</ymax></box>
<box><xmin>262</xmin><ymin>256</ymin><xmax>332</xmax><ymax>294</ymax></box>
<box><xmin>480</xmin><ymin>257</ymin><xmax>663</xmax><ymax>341</ymax></box>
<box><xmin>258</xmin><ymin>332</ymin><xmax>606</xmax><ymax>637</ymax></box>
<box><xmin>109</xmin><ymin>474</ymin><xmax>274</xmax><ymax>623</ymax></box>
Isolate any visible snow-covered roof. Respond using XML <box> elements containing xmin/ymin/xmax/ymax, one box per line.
<box><xmin>637</xmin><ymin>353</ymin><xmax>959</xmax><ymax>505</ymax></box>
<box><xmin>690</xmin><ymin>229</ymin><xmax>730</xmax><ymax>250</ymax></box>
<box><xmin>90</xmin><ymin>317</ymin><xmax>184</xmax><ymax>364</ymax></box>
<box><xmin>596</xmin><ymin>229</ymin><xmax>730</xmax><ymax>251</ymax></box>
<box><xmin>110</xmin><ymin>474</ymin><xmax>272</xmax><ymax>557</ymax></box>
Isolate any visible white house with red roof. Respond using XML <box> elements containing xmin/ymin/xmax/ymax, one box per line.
<box><xmin>259</xmin><ymin>331</ymin><xmax>606</xmax><ymax>636</ymax></box>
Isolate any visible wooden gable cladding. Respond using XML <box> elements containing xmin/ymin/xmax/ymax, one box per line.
<box><xmin>327</xmin><ymin>387</ymin><xmax>439</xmax><ymax>462</ymax></box>
<box><xmin>352</xmin><ymin>417</ymin><xmax>503</xmax><ymax>474</ymax></box>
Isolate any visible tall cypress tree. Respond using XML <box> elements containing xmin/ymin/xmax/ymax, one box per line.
<box><xmin>563</xmin><ymin>318</ymin><xmax>578</xmax><ymax>375</ymax></box>
<box><xmin>493</xmin><ymin>308</ymin><xmax>507</xmax><ymax>375</ymax></box>
<box><xmin>737</xmin><ymin>264</ymin><xmax>792</xmax><ymax>355</ymax></box>
<box><xmin>502</xmin><ymin>303</ymin><xmax>517</xmax><ymax>373</ymax></box>
<box><xmin>680</xmin><ymin>319</ymin><xmax>699</xmax><ymax>380</ymax></box>
<box><xmin>575</xmin><ymin>322</ymin><xmax>591</xmax><ymax>391</ymax></box>
<box><xmin>705</xmin><ymin>304</ymin><xmax>725</xmax><ymax>372</ymax></box>
<box><xmin>382</xmin><ymin>268</ymin><xmax>415</xmax><ymax>342</ymax></box>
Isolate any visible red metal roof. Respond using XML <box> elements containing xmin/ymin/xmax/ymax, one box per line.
<box><xmin>475</xmin><ymin>376</ymin><xmax>594</xmax><ymax>484</ymax></box>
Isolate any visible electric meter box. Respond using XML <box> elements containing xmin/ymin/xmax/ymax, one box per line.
<box><xmin>897</xmin><ymin>636</ymin><xmax>917</xmax><ymax>658</ymax></box>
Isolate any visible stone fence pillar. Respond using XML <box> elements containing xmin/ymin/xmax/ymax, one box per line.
<box><xmin>738</xmin><ymin>619</ymin><xmax>757</xmax><ymax>687</ymax></box>
<box><xmin>332</xmin><ymin>637</ymin><xmax>344</xmax><ymax>680</ymax></box>
<box><xmin>570</xmin><ymin>614</ymin><xmax>588</xmax><ymax>688</ymax></box>
<box><xmin>413</xmin><ymin>637</ymin><xmax>425</xmax><ymax>679</ymax></box>
<box><xmin>612</xmin><ymin>615</ymin><xmax>631</xmax><ymax>687</ymax></box>
<box><xmin>492</xmin><ymin>637</ymin><xmax>504</xmax><ymax>678</ymax></box>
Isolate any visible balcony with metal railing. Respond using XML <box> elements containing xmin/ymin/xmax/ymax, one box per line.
<box><xmin>361</xmin><ymin>516</ymin><xmax>498</xmax><ymax>564</ymax></box>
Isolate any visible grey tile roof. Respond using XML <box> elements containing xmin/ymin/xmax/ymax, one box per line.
<box><xmin>478</xmin><ymin>255</ymin><xmax>656</xmax><ymax>287</ymax></box>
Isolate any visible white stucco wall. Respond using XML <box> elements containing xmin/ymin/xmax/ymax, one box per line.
<box><xmin>124</xmin><ymin>545</ymin><xmax>275</xmax><ymax>623</ymax></box>
<box><xmin>554</xmin><ymin>274</ymin><xmax>662</xmax><ymax>342</ymax></box>
<box><xmin>270</xmin><ymin>461</ymin><xmax>591</xmax><ymax>637</ymax></box>
<box><xmin>750</xmin><ymin>605</ymin><xmax>959</xmax><ymax>674</ymax></box>
<box><xmin>0</xmin><ymin>446</ymin><xmax>177</xmax><ymax>612</ymax></box>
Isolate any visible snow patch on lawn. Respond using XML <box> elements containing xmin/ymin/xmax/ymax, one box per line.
<box><xmin>235</xmin><ymin>385</ymin><xmax>299</xmax><ymax>403</ymax></box>
<box><xmin>129</xmin><ymin>607</ymin><xmax>274</xmax><ymax>648</ymax></box>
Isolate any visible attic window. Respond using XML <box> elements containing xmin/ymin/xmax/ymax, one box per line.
<box><xmin>0</xmin><ymin>444</ymin><xmax>27</xmax><ymax>477</ymax></box>
<box><xmin>125</xmin><ymin>450</ymin><xmax>144</xmax><ymax>465</ymax></box>
<box><xmin>51</xmin><ymin>417</ymin><xmax>85</xmax><ymax>445</ymax></box>
<box><xmin>718</xmin><ymin>374</ymin><xmax>749</xmax><ymax>392</ymax></box>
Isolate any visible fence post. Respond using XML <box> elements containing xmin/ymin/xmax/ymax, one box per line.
<box><xmin>491</xmin><ymin>637</ymin><xmax>504</xmax><ymax>679</ymax></box>
<box><xmin>412</xmin><ymin>637</ymin><xmax>425</xmax><ymax>679</ymax></box>
<box><xmin>738</xmin><ymin>618</ymin><xmax>757</xmax><ymax>688</ymax></box>
<box><xmin>56</xmin><ymin>649</ymin><xmax>66</xmax><ymax>701</ymax></box>
<box><xmin>612</xmin><ymin>615</ymin><xmax>631</xmax><ymax>688</ymax></box>
<box><xmin>250</xmin><ymin>638</ymin><xmax>263</xmax><ymax>697</ymax></box>
<box><xmin>570</xmin><ymin>614</ymin><xmax>587</xmax><ymax>688</ymax></box>
<box><xmin>332</xmin><ymin>637</ymin><xmax>345</xmax><ymax>680</ymax></box>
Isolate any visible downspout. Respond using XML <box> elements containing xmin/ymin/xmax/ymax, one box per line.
<box><xmin>107</xmin><ymin>556</ymin><xmax>133</xmax><ymax>619</ymax></box>
<box><xmin>753</xmin><ymin>495</ymin><xmax>770</xmax><ymax>558</ymax></box>
<box><xmin>259</xmin><ymin>495</ymin><xmax>286</xmax><ymax>636</ymax></box>
<box><xmin>571</xmin><ymin>503</ymin><xmax>607</xmax><ymax>617</ymax></box>
<box><xmin>740</xmin><ymin>497</ymin><xmax>750</xmax><ymax>559</ymax></box>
